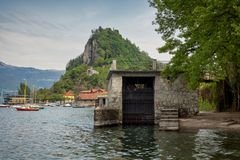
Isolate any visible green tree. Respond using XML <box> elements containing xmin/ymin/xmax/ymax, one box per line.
<box><xmin>18</xmin><ymin>82</ymin><xmax>31</xmax><ymax>96</ymax></box>
<box><xmin>36</xmin><ymin>88</ymin><xmax>51</xmax><ymax>102</ymax></box>
<box><xmin>36</xmin><ymin>88</ymin><xmax>64</xmax><ymax>102</ymax></box>
<box><xmin>150</xmin><ymin>0</ymin><xmax>240</xmax><ymax>111</ymax></box>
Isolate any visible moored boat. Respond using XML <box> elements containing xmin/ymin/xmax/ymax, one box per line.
<box><xmin>16</xmin><ymin>105</ymin><xmax>39</xmax><ymax>111</ymax></box>
<box><xmin>31</xmin><ymin>104</ymin><xmax>44</xmax><ymax>109</ymax></box>
<box><xmin>64</xmin><ymin>103</ymin><xmax>71</xmax><ymax>107</ymax></box>
<box><xmin>0</xmin><ymin>104</ymin><xmax>10</xmax><ymax>108</ymax></box>
<box><xmin>38</xmin><ymin>106</ymin><xmax>45</xmax><ymax>109</ymax></box>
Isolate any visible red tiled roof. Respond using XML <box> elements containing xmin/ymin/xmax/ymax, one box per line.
<box><xmin>78</xmin><ymin>89</ymin><xmax>107</xmax><ymax>100</ymax></box>
<box><xmin>64</xmin><ymin>91</ymin><xmax>74</xmax><ymax>96</ymax></box>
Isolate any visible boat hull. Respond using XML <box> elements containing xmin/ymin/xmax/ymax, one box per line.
<box><xmin>0</xmin><ymin>104</ymin><xmax>10</xmax><ymax>108</ymax></box>
<box><xmin>16</xmin><ymin>107</ymin><xmax>39</xmax><ymax>111</ymax></box>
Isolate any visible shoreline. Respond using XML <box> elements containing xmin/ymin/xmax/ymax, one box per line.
<box><xmin>180</xmin><ymin>111</ymin><xmax>240</xmax><ymax>132</ymax></box>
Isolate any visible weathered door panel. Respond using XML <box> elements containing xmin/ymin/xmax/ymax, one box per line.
<box><xmin>122</xmin><ymin>77</ymin><xmax>154</xmax><ymax>124</ymax></box>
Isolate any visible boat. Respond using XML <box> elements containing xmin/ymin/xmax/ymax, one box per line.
<box><xmin>64</xmin><ymin>103</ymin><xmax>71</xmax><ymax>107</ymax></box>
<box><xmin>44</xmin><ymin>102</ymin><xmax>57</xmax><ymax>107</ymax></box>
<box><xmin>0</xmin><ymin>104</ymin><xmax>10</xmax><ymax>108</ymax></box>
<box><xmin>39</xmin><ymin>106</ymin><xmax>45</xmax><ymax>109</ymax></box>
<box><xmin>16</xmin><ymin>105</ymin><xmax>39</xmax><ymax>111</ymax></box>
<box><xmin>31</xmin><ymin>104</ymin><xmax>44</xmax><ymax>109</ymax></box>
<box><xmin>15</xmin><ymin>81</ymin><xmax>39</xmax><ymax>111</ymax></box>
<box><xmin>11</xmin><ymin>105</ymin><xmax>22</xmax><ymax>108</ymax></box>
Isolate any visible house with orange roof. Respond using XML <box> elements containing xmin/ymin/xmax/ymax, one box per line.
<box><xmin>64</xmin><ymin>90</ymin><xmax>75</xmax><ymax>103</ymax></box>
<box><xmin>76</xmin><ymin>89</ymin><xmax>107</xmax><ymax>107</ymax></box>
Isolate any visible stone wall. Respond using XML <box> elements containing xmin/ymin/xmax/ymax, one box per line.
<box><xmin>96</xmin><ymin>71</ymin><xmax>198</xmax><ymax>126</ymax></box>
<box><xmin>154</xmin><ymin>75</ymin><xmax>198</xmax><ymax>124</ymax></box>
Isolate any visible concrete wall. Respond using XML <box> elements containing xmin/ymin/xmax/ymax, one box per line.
<box><xmin>107</xmin><ymin>73</ymin><xmax>123</xmax><ymax>123</ymax></box>
<box><xmin>94</xmin><ymin>107</ymin><xmax>119</xmax><ymax>126</ymax></box>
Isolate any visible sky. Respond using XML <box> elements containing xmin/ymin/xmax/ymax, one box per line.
<box><xmin>0</xmin><ymin>0</ymin><xmax>171</xmax><ymax>70</ymax></box>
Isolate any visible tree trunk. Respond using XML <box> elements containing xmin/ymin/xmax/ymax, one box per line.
<box><xmin>215</xmin><ymin>80</ymin><xmax>237</xmax><ymax>112</ymax></box>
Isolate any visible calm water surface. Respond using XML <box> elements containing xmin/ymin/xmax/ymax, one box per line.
<box><xmin>1</xmin><ymin>107</ymin><xmax>240</xmax><ymax>160</ymax></box>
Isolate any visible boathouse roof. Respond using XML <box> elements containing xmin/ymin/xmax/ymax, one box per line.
<box><xmin>78</xmin><ymin>89</ymin><xmax>107</xmax><ymax>100</ymax></box>
<box><xmin>107</xmin><ymin>70</ymin><xmax>161</xmax><ymax>80</ymax></box>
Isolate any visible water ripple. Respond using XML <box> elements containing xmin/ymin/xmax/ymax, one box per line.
<box><xmin>1</xmin><ymin>108</ymin><xmax>240</xmax><ymax>159</ymax></box>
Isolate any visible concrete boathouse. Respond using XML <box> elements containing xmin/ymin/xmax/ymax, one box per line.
<box><xmin>94</xmin><ymin>60</ymin><xmax>198</xmax><ymax>130</ymax></box>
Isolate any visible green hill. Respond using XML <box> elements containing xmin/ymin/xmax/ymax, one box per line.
<box><xmin>52</xmin><ymin>27</ymin><xmax>153</xmax><ymax>94</ymax></box>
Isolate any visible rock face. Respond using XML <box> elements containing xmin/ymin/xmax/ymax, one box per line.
<box><xmin>82</xmin><ymin>38</ymin><xmax>99</xmax><ymax>65</ymax></box>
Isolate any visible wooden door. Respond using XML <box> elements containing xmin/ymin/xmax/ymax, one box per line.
<box><xmin>122</xmin><ymin>77</ymin><xmax>154</xmax><ymax>124</ymax></box>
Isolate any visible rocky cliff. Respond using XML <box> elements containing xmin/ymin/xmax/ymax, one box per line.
<box><xmin>82</xmin><ymin>38</ymin><xmax>99</xmax><ymax>65</ymax></box>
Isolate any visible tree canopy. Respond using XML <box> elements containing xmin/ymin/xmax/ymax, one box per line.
<box><xmin>150</xmin><ymin>0</ymin><xmax>240</xmax><ymax>110</ymax></box>
<box><xmin>18</xmin><ymin>82</ymin><xmax>31</xmax><ymax>96</ymax></box>
<box><xmin>36</xmin><ymin>88</ymin><xmax>64</xmax><ymax>102</ymax></box>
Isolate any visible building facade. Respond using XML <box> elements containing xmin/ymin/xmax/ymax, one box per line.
<box><xmin>64</xmin><ymin>91</ymin><xmax>75</xmax><ymax>103</ymax></box>
<box><xmin>7</xmin><ymin>95</ymin><xmax>30</xmax><ymax>104</ymax></box>
<box><xmin>76</xmin><ymin>89</ymin><xmax>107</xmax><ymax>107</ymax></box>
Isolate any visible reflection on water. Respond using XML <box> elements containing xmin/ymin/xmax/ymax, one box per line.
<box><xmin>1</xmin><ymin>107</ymin><xmax>240</xmax><ymax>159</ymax></box>
<box><xmin>194</xmin><ymin>130</ymin><xmax>224</xmax><ymax>159</ymax></box>
<box><xmin>194</xmin><ymin>130</ymin><xmax>240</xmax><ymax>160</ymax></box>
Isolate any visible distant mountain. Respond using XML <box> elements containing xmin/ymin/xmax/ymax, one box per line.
<box><xmin>0</xmin><ymin>61</ymin><xmax>64</xmax><ymax>90</ymax></box>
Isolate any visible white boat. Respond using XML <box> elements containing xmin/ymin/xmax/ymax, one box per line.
<box><xmin>31</xmin><ymin>104</ymin><xmax>44</xmax><ymax>109</ymax></box>
<box><xmin>64</xmin><ymin>103</ymin><xmax>71</xmax><ymax>107</ymax></box>
<box><xmin>44</xmin><ymin>103</ymin><xmax>56</xmax><ymax>107</ymax></box>
<box><xmin>11</xmin><ymin>105</ymin><xmax>22</xmax><ymax>108</ymax></box>
<box><xmin>0</xmin><ymin>104</ymin><xmax>10</xmax><ymax>108</ymax></box>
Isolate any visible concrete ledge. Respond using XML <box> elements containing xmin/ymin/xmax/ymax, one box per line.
<box><xmin>159</xmin><ymin>126</ymin><xmax>179</xmax><ymax>131</ymax></box>
<box><xmin>94</xmin><ymin>120</ymin><xmax>119</xmax><ymax>127</ymax></box>
<box><xmin>94</xmin><ymin>107</ymin><xmax>120</xmax><ymax>127</ymax></box>
<box><xmin>159</xmin><ymin>119</ymin><xmax>179</xmax><ymax>131</ymax></box>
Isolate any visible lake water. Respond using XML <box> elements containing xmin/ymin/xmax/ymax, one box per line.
<box><xmin>1</xmin><ymin>107</ymin><xmax>240</xmax><ymax>160</ymax></box>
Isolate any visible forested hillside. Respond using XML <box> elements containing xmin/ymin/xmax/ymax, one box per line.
<box><xmin>66</xmin><ymin>27</ymin><xmax>152</xmax><ymax>70</ymax></box>
<box><xmin>51</xmin><ymin>27</ymin><xmax>153</xmax><ymax>94</ymax></box>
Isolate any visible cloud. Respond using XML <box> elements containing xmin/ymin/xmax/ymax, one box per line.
<box><xmin>0</xmin><ymin>11</ymin><xmax>72</xmax><ymax>40</ymax></box>
<box><xmin>0</xmin><ymin>30</ymin><xmax>83</xmax><ymax>69</ymax></box>
<box><xmin>0</xmin><ymin>1</ymin><xmax>171</xmax><ymax>70</ymax></box>
<box><xmin>0</xmin><ymin>9</ymin><xmax>93</xmax><ymax>69</ymax></box>
<box><xmin>100</xmin><ymin>8</ymin><xmax>171</xmax><ymax>62</ymax></box>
